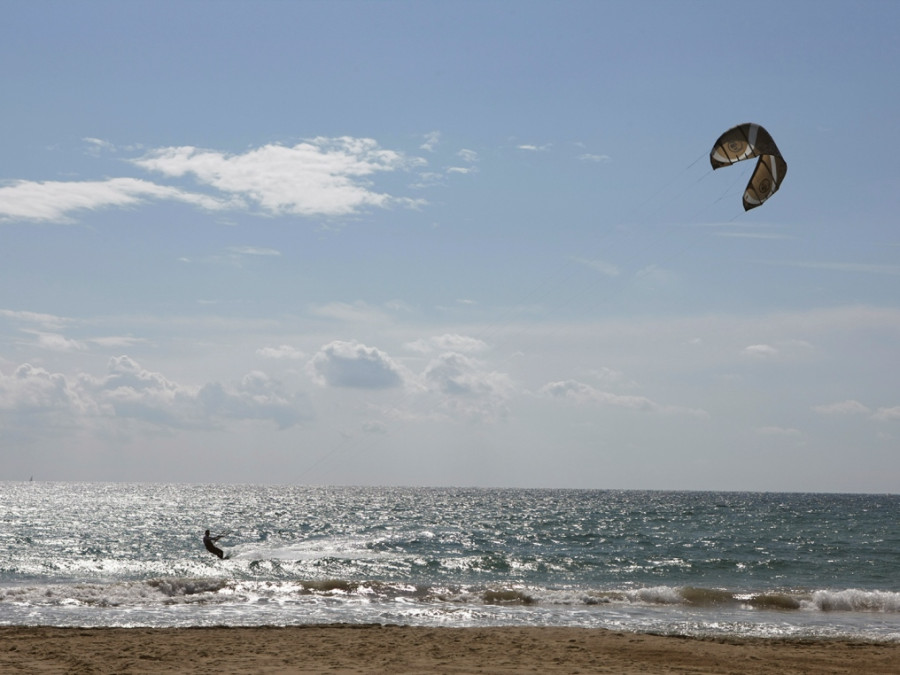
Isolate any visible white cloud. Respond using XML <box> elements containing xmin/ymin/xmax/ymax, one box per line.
<box><xmin>1</xmin><ymin>137</ymin><xmax>426</xmax><ymax>223</ymax></box>
<box><xmin>578</xmin><ymin>153</ymin><xmax>612</xmax><ymax>163</ymax></box>
<box><xmin>133</xmin><ymin>137</ymin><xmax>424</xmax><ymax>217</ymax></box>
<box><xmin>457</xmin><ymin>149</ymin><xmax>479</xmax><ymax>163</ymax></box>
<box><xmin>872</xmin><ymin>406</ymin><xmax>900</xmax><ymax>422</ymax></box>
<box><xmin>88</xmin><ymin>336</ymin><xmax>148</xmax><ymax>349</ymax></box>
<box><xmin>0</xmin><ymin>309</ymin><xmax>69</xmax><ymax>330</ymax></box>
<box><xmin>573</xmin><ymin>257</ymin><xmax>620</xmax><ymax>277</ymax></box>
<box><xmin>405</xmin><ymin>334</ymin><xmax>488</xmax><ymax>354</ymax></box>
<box><xmin>226</xmin><ymin>246</ymin><xmax>281</xmax><ymax>257</ymax></box>
<box><xmin>742</xmin><ymin>344</ymin><xmax>778</xmax><ymax>358</ymax></box>
<box><xmin>0</xmin><ymin>356</ymin><xmax>308</xmax><ymax>432</ymax></box>
<box><xmin>812</xmin><ymin>400</ymin><xmax>871</xmax><ymax>416</ymax></box>
<box><xmin>772</xmin><ymin>261</ymin><xmax>900</xmax><ymax>276</ymax></box>
<box><xmin>421</xmin><ymin>352</ymin><xmax>514</xmax><ymax>422</ymax></box>
<box><xmin>308</xmin><ymin>340</ymin><xmax>405</xmax><ymax>389</ymax></box>
<box><xmin>517</xmin><ymin>143</ymin><xmax>551</xmax><ymax>152</ymax></box>
<box><xmin>0</xmin><ymin>363</ymin><xmax>91</xmax><ymax>415</ymax></box>
<box><xmin>30</xmin><ymin>331</ymin><xmax>87</xmax><ymax>353</ymax></box>
<box><xmin>0</xmin><ymin>177</ymin><xmax>229</xmax><ymax>223</ymax></box>
<box><xmin>257</xmin><ymin>345</ymin><xmax>305</xmax><ymax>360</ymax></box>
<box><xmin>540</xmin><ymin>379</ymin><xmax>707</xmax><ymax>417</ymax></box>
<box><xmin>424</xmin><ymin>352</ymin><xmax>509</xmax><ymax>396</ymax></box>
<box><xmin>420</xmin><ymin>131</ymin><xmax>441</xmax><ymax>152</ymax></box>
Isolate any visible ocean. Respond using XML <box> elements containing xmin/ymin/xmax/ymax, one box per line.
<box><xmin>1</xmin><ymin>483</ymin><xmax>898</xmax><ymax>640</ymax></box>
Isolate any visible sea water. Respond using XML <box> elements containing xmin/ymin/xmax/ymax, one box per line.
<box><xmin>0</xmin><ymin>483</ymin><xmax>898</xmax><ymax>640</ymax></box>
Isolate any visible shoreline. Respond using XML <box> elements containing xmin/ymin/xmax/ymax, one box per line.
<box><xmin>1</xmin><ymin>625</ymin><xmax>897</xmax><ymax>674</ymax></box>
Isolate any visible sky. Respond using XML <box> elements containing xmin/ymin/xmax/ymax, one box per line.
<box><xmin>1</xmin><ymin>0</ymin><xmax>899</xmax><ymax>492</ymax></box>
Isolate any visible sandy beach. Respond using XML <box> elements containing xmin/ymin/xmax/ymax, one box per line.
<box><xmin>0</xmin><ymin>625</ymin><xmax>896</xmax><ymax>674</ymax></box>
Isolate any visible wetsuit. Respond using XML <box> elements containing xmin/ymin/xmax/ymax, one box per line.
<box><xmin>203</xmin><ymin>530</ymin><xmax>224</xmax><ymax>559</ymax></box>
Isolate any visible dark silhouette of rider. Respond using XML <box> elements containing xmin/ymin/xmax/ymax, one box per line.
<box><xmin>203</xmin><ymin>529</ymin><xmax>224</xmax><ymax>559</ymax></box>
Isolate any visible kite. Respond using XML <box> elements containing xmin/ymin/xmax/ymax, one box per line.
<box><xmin>710</xmin><ymin>123</ymin><xmax>787</xmax><ymax>211</ymax></box>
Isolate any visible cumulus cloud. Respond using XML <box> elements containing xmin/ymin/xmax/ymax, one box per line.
<box><xmin>0</xmin><ymin>356</ymin><xmax>308</xmax><ymax>432</ymax></box>
<box><xmin>0</xmin><ymin>363</ymin><xmax>91</xmax><ymax>415</ymax></box>
<box><xmin>308</xmin><ymin>340</ymin><xmax>405</xmax><ymax>389</ymax></box>
<box><xmin>424</xmin><ymin>352</ymin><xmax>510</xmax><ymax>397</ymax></box>
<box><xmin>540</xmin><ymin>379</ymin><xmax>707</xmax><ymax>417</ymax></box>
<box><xmin>421</xmin><ymin>352</ymin><xmax>514</xmax><ymax>422</ymax></box>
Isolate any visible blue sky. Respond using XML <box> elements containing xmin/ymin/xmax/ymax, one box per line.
<box><xmin>1</xmin><ymin>0</ymin><xmax>899</xmax><ymax>491</ymax></box>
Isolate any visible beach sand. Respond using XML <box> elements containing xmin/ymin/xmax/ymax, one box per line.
<box><xmin>0</xmin><ymin>625</ymin><xmax>897</xmax><ymax>674</ymax></box>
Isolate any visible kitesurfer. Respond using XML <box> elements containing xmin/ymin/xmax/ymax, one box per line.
<box><xmin>203</xmin><ymin>529</ymin><xmax>225</xmax><ymax>559</ymax></box>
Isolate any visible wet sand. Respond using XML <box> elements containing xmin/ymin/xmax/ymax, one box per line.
<box><xmin>0</xmin><ymin>624</ymin><xmax>897</xmax><ymax>674</ymax></box>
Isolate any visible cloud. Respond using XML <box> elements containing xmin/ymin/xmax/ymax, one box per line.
<box><xmin>197</xmin><ymin>370</ymin><xmax>306</xmax><ymax>430</ymax></box>
<box><xmin>517</xmin><ymin>143</ymin><xmax>551</xmax><ymax>152</ymax></box>
<box><xmin>424</xmin><ymin>352</ymin><xmax>509</xmax><ymax>397</ymax></box>
<box><xmin>812</xmin><ymin>400</ymin><xmax>900</xmax><ymax>423</ymax></box>
<box><xmin>421</xmin><ymin>352</ymin><xmax>514</xmax><ymax>422</ymax></box>
<box><xmin>226</xmin><ymin>246</ymin><xmax>281</xmax><ymax>257</ymax></box>
<box><xmin>133</xmin><ymin>137</ymin><xmax>424</xmax><ymax>217</ymax></box>
<box><xmin>872</xmin><ymin>406</ymin><xmax>900</xmax><ymax>422</ymax></box>
<box><xmin>0</xmin><ymin>309</ymin><xmax>69</xmax><ymax>330</ymax></box>
<box><xmin>405</xmin><ymin>334</ymin><xmax>488</xmax><ymax>354</ymax></box>
<box><xmin>88</xmin><ymin>336</ymin><xmax>148</xmax><ymax>349</ymax></box>
<box><xmin>420</xmin><ymin>131</ymin><xmax>441</xmax><ymax>152</ymax></box>
<box><xmin>0</xmin><ymin>177</ymin><xmax>228</xmax><ymax>223</ymax></box>
<box><xmin>578</xmin><ymin>153</ymin><xmax>612</xmax><ymax>163</ymax></box>
<box><xmin>812</xmin><ymin>400</ymin><xmax>871</xmax><ymax>416</ymax></box>
<box><xmin>1</xmin><ymin>137</ymin><xmax>425</xmax><ymax>223</ymax></box>
<box><xmin>0</xmin><ymin>356</ymin><xmax>308</xmax><ymax>432</ymax></box>
<box><xmin>257</xmin><ymin>345</ymin><xmax>305</xmax><ymax>360</ymax></box>
<box><xmin>573</xmin><ymin>257</ymin><xmax>620</xmax><ymax>277</ymax></box>
<box><xmin>308</xmin><ymin>340</ymin><xmax>405</xmax><ymax>389</ymax></box>
<box><xmin>540</xmin><ymin>379</ymin><xmax>707</xmax><ymax>417</ymax></box>
<box><xmin>29</xmin><ymin>331</ymin><xmax>87</xmax><ymax>353</ymax></box>
<box><xmin>0</xmin><ymin>363</ymin><xmax>91</xmax><ymax>415</ymax></box>
<box><xmin>742</xmin><ymin>344</ymin><xmax>778</xmax><ymax>358</ymax></box>
<box><xmin>771</xmin><ymin>261</ymin><xmax>900</xmax><ymax>276</ymax></box>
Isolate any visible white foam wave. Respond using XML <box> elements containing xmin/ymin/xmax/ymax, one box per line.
<box><xmin>810</xmin><ymin>589</ymin><xmax>900</xmax><ymax>613</ymax></box>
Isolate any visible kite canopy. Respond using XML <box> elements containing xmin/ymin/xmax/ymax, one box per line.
<box><xmin>710</xmin><ymin>123</ymin><xmax>787</xmax><ymax>211</ymax></box>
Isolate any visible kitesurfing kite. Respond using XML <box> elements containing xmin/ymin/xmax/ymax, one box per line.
<box><xmin>710</xmin><ymin>123</ymin><xmax>787</xmax><ymax>211</ymax></box>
